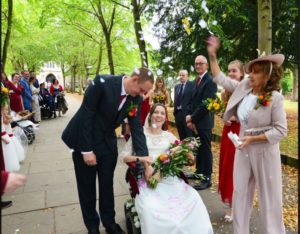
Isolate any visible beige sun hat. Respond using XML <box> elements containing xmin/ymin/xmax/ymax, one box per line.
<box><xmin>245</xmin><ymin>53</ymin><xmax>285</xmax><ymax>73</ymax></box>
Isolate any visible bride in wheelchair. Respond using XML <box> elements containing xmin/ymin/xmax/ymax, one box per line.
<box><xmin>120</xmin><ymin>103</ymin><xmax>213</xmax><ymax>234</ymax></box>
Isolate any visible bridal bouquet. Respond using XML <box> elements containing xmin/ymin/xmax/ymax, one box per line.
<box><xmin>147</xmin><ymin>137</ymin><xmax>200</xmax><ymax>189</ymax></box>
<box><xmin>202</xmin><ymin>96</ymin><xmax>224</xmax><ymax>115</ymax></box>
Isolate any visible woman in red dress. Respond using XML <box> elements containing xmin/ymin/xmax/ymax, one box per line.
<box><xmin>218</xmin><ymin>60</ymin><xmax>244</xmax><ymax>222</ymax></box>
<box><xmin>140</xmin><ymin>92</ymin><xmax>151</xmax><ymax>126</ymax></box>
<box><xmin>5</xmin><ymin>73</ymin><xmax>24</xmax><ymax>113</ymax></box>
<box><xmin>150</xmin><ymin>77</ymin><xmax>170</xmax><ymax>129</ymax></box>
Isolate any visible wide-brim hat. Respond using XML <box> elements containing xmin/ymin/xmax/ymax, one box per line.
<box><xmin>245</xmin><ymin>54</ymin><xmax>285</xmax><ymax>73</ymax></box>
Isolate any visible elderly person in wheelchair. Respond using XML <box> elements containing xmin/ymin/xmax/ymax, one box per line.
<box><xmin>120</xmin><ymin>103</ymin><xmax>213</xmax><ymax>234</ymax></box>
<box><xmin>49</xmin><ymin>79</ymin><xmax>68</xmax><ymax>117</ymax></box>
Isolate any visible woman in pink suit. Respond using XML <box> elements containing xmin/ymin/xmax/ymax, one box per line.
<box><xmin>207</xmin><ymin>36</ymin><xmax>287</xmax><ymax>234</ymax></box>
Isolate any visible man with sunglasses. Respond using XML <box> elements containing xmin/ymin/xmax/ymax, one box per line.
<box><xmin>186</xmin><ymin>55</ymin><xmax>217</xmax><ymax>190</ymax></box>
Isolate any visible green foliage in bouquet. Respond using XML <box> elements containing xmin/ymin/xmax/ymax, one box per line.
<box><xmin>1</xmin><ymin>85</ymin><xmax>9</xmax><ymax>107</ymax></box>
<box><xmin>147</xmin><ymin>137</ymin><xmax>201</xmax><ymax>189</ymax></box>
<box><xmin>202</xmin><ymin>96</ymin><xmax>225</xmax><ymax>115</ymax></box>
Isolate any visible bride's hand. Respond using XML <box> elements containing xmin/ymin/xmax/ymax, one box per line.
<box><xmin>140</xmin><ymin>156</ymin><xmax>153</xmax><ymax>164</ymax></box>
<box><xmin>185</xmin><ymin>152</ymin><xmax>195</xmax><ymax>165</ymax></box>
<box><xmin>144</xmin><ymin>165</ymin><xmax>154</xmax><ymax>181</ymax></box>
<box><xmin>169</xmin><ymin>146</ymin><xmax>182</xmax><ymax>154</ymax></box>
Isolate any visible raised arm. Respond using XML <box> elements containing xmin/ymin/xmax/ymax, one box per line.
<box><xmin>206</xmin><ymin>36</ymin><xmax>240</xmax><ymax>93</ymax></box>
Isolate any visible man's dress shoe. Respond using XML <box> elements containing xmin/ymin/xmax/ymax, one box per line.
<box><xmin>1</xmin><ymin>201</ymin><xmax>12</xmax><ymax>209</ymax></box>
<box><xmin>88</xmin><ymin>228</ymin><xmax>100</xmax><ymax>234</ymax></box>
<box><xmin>105</xmin><ymin>223</ymin><xmax>125</xmax><ymax>234</ymax></box>
<box><xmin>193</xmin><ymin>181</ymin><xmax>212</xmax><ymax>190</ymax></box>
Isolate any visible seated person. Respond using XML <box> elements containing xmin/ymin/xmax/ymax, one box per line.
<box><xmin>120</xmin><ymin>103</ymin><xmax>213</xmax><ymax>234</ymax></box>
<box><xmin>39</xmin><ymin>83</ymin><xmax>55</xmax><ymax>113</ymax></box>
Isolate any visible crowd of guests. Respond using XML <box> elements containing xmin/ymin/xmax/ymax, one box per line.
<box><xmin>116</xmin><ymin>37</ymin><xmax>287</xmax><ymax>234</ymax></box>
<box><xmin>1</xmin><ymin>69</ymin><xmax>67</xmax><ymax>208</ymax></box>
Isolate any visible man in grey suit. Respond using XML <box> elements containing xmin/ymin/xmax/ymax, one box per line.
<box><xmin>173</xmin><ymin>70</ymin><xmax>194</xmax><ymax>140</ymax></box>
<box><xmin>62</xmin><ymin>68</ymin><xmax>154</xmax><ymax>234</ymax></box>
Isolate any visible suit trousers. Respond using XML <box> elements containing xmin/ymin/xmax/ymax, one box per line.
<box><xmin>233</xmin><ymin>144</ymin><xmax>286</xmax><ymax>234</ymax></box>
<box><xmin>72</xmin><ymin>149</ymin><xmax>118</xmax><ymax>229</ymax></box>
<box><xmin>174</xmin><ymin>110</ymin><xmax>193</xmax><ymax>141</ymax></box>
<box><xmin>195</xmin><ymin>129</ymin><xmax>213</xmax><ymax>180</ymax></box>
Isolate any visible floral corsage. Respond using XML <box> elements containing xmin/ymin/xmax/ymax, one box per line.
<box><xmin>127</xmin><ymin>102</ymin><xmax>138</xmax><ymax>117</ymax></box>
<box><xmin>254</xmin><ymin>92</ymin><xmax>272</xmax><ymax>110</ymax></box>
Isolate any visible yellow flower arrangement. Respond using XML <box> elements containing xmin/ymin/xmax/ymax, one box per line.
<box><xmin>203</xmin><ymin>96</ymin><xmax>224</xmax><ymax>114</ymax></box>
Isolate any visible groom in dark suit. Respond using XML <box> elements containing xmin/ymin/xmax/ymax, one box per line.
<box><xmin>173</xmin><ymin>70</ymin><xmax>194</xmax><ymax>140</ymax></box>
<box><xmin>186</xmin><ymin>55</ymin><xmax>217</xmax><ymax>190</ymax></box>
<box><xmin>62</xmin><ymin>68</ymin><xmax>154</xmax><ymax>234</ymax></box>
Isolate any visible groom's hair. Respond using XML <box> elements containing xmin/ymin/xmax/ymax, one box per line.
<box><xmin>131</xmin><ymin>67</ymin><xmax>154</xmax><ymax>84</ymax></box>
<box><xmin>148</xmin><ymin>103</ymin><xmax>168</xmax><ymax>131</ymax></box>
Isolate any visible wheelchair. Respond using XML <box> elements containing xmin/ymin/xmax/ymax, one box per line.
<box><xmin>55</xmin><ymin>92</ymin><xmax>68</xmax><ymax>117</ymax></box>
<box><xmin>124</xmin><ymin>161</ymin><xmax>144</xmax><ymax>234</ymax></box>
<box><xmin>123</xmin><ymin>161</ymin><xmax>190</xmax><ymax>234</ymax></box>
<box><xmin>39</xmin><ymin>98</ymin><xmax>53</xmax><ymax>119</ymax></box>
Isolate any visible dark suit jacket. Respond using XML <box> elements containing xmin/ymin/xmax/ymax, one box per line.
<box><xmin>62</xmin><ymin>75</ymin><xmax>148</xmax><ymax>156</ymax></box>
<box><xmin>173</xmin><ymin>81</ymin><xmax>194</xmax><ymax>116</ymax></box>
<box><xmin>189</xmin><ymin>72</ymin><xmax>217</xmax><ymax>130</ymax></box>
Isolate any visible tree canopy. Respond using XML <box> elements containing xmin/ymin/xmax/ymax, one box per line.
<box><xmin>1</xmin><ymin>0</ymin><xmax>298</xmax><ymax>87</ymax></box>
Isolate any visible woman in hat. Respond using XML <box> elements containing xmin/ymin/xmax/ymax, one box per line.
<box><xmin>206</xmin><ymin>36</ymin><xmax>287</xmax><ymax>234</ymax></box>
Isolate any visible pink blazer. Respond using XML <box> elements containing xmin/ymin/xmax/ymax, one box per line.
<box><xmin>214</xmin><ymin>72</ymin><xmax>287</xmax><ymax>145</ymax></box>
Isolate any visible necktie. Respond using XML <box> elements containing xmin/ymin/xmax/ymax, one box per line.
<box><xmin>119</xmin><ymin>95</ymin><xmax>126</xmax><ymax>103</ymax></box>
<box><xmin>196</xmin><ymin>76</ymin><xmax>202</xmax><ymax>87</ymax></box>
<box><xmin>118</xmin><ymin>95</ymin><xmax>127</xmax><ymax>111</ymax></box>
<box><xmin>176</xmin><ymin>84</ymin><xmax>184</xmax><ymax>108</ymax></box>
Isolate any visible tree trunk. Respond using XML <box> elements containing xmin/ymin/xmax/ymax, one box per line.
<box><xmin>78</xmin><ymin>75</ymin><xmax>83</xmax><ymax>95</ymax></box>
<box><xmin>105</xmin><ymin>34</ymin><xmax>115</xmax><ymax>74</ymax></box>
<box><xmin>292</xmin><ymin>67</ymin><xmax>298</xmax><ymax>101</ymax></box>
<box><xmin>71</xmin><ymin>65</ymin><xmax>77</xmax><ymax>93</ymax></box>
<box><xmin>96</xmin><ymin>44</ymin><xmax>103</xmax><ymax>74</ymax></box>
<box><xmin>131</xmin><ymin>0</ymin><xmax>148</xmax><ymax>67</ymax></box>
<box><xmin>257</xmin><ymin>0</ymin><xmax>272</xmax><ymax>54</ymax></box>
<box><xmin>95</xmin><ymin>3</ymin><xmax>116</xmax><ymax>75</ymax></box>
<box><xmin>61</xmin><ymin>63</ymin><xmax>66</xmax><ymax>89</ymax></box>
<box><xmin>2</xmin><ymin>0</ymin><xmax>13</xmax><ymax>71</ymax></box>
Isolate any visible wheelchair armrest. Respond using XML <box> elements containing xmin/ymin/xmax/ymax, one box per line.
<box><xmin>125</xmin><ymin>161</ymin><xmax>145</xmax><ymax>197</ymax></box>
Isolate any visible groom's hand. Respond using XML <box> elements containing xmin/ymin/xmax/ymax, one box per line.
<box><xmin>82</xmin><ymin>152</ymin><xmax>97</xmax><ymax>166</ymax></box>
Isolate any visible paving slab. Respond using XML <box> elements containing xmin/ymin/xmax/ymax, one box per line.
<box><xmin>2</xmin><ymin>191</ymin><xmax>45</xmax><ymax>215</ymax></box>
<box><xmin>46</xmin><ymin>187</ymin><xmax>79</xmax><ymax>208</ymax></box>
<box><xmin>2</xmin><ymin>209</ymin><xmax>55</xmax><ymax>234</ymax></box>
<box><xmin>29</xmin><ymin>159</ymin><xmax>74</xmax><ymax>174</ymax></box>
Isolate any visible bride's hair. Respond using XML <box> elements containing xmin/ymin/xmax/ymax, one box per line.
<box><xmin>147</xmin><ymin>103</ymin><xmax>168</xmax><ymax>130</ymax></box>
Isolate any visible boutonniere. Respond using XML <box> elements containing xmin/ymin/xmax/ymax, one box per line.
<box><xmin>254</xmin><ymin>92</ymin><xmax>272</xmax><ymax>110</ymax></box>
<box><xmin>127</xmin><ymin>101</ymin><xmax>138</xmax><ymax>117</ymax></box>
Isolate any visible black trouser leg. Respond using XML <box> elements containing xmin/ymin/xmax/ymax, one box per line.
<box><xmin>175</xmin><ymin>111</ymin><xmax>193</xmax><ymax>141</ymax></box>
<box><xmin>72</xmin><ymin>151</ymin><xmax>100</xmax><ymax>229</ymax></box>
<box><xmin>195</xmin><ymin>129</ymin><xmax>213</xmax><ymax>180</ymax></box>
<box><xmin>97</xmin><ymin>151</ymin><xmax>118</xmax><ymax>228</ymax></box>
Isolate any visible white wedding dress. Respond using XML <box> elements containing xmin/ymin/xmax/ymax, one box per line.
<box><xmin>120</xmin><ymin>128</ymin><xmax>214</xmax><ymax>234</ymax></box>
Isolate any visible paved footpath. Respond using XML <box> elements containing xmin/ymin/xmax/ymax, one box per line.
<box><xmin>2</xmin><ymin>93</ymin><xmax>296</xmax><ymax>234</ymax></box>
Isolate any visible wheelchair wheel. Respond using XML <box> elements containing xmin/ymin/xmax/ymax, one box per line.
<box><xmin>124</xmin><ymin>203</ymin><xmax>141</xmax><ymax>234</ymax></box>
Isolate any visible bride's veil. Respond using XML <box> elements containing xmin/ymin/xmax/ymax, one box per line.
<box><xmin>144</xmin><ymin>113</ymin><xmax>151</xmax><ymax>129</ymax></box>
